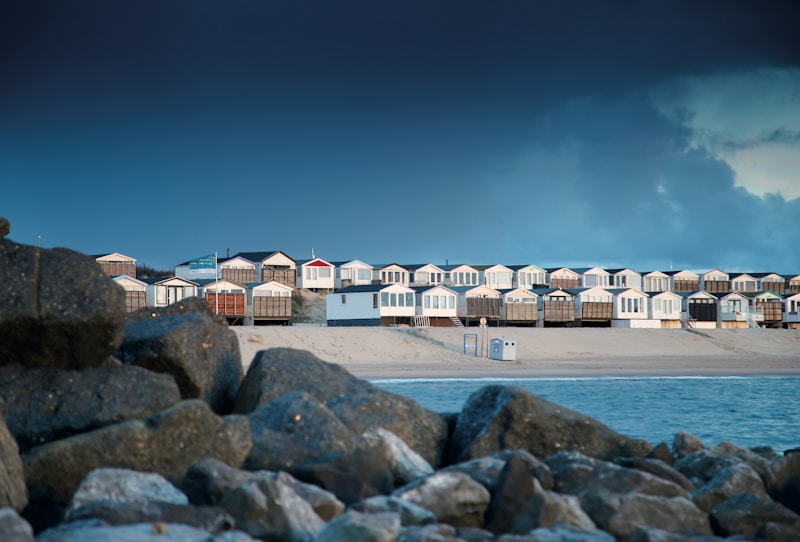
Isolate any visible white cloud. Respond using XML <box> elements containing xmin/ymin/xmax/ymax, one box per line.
<box><xmin>650</xmin><ymin>67</ymin><xmax>800</xmax><ymax>200</ymax></box>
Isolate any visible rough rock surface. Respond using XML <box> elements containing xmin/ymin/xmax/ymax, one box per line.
<box><xmin>117</xmin><ymin>297</ymin><xmax>243</xmax><ymax>415</ymax></box>
<box><xmin>450</xmin><ymin>385</ymin><xmax>653</xmax><ymax>463</ymax></box>
<box><xmin>0</xmin><ymin>399</ymin><xmax>27</xmax><ymax>512</ymax></box>
<box><xmin>0</xmin><ymin>363</ymin><xmax>181</xmax><ymax>452</ymax></box>
<box><xmin>0</xmin><ymin>233</ymin><xmax>126</xmax><ymax>370</ymax></box>
<box><xmin>393</xmin><ymin>471</ymin><xmax>491</xmax><ymax>528</ymax></box>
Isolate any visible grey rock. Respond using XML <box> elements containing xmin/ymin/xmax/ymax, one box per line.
<box><xmin>509</xmin><ymin>490</ymin><xmax>596</xmax><ymax>534</ymax></box>
<box><xmin>711</xmin><ymin>440</ymin><xmax>777</xmax><ymax>493</ymax></box>
<box><xmin>0</xmin><ymin>238</ymin><xmax>126</xmax><ymax>370</ymax></box>
<box><xmin>646</xmin><ymin>441</ymin><xmax>674</xmax><ymax>466</ymax></box>
<box><xmin>673</xmin><ymin>449</ymin><xmax>742</xmax><ymax>486</ymax></box>
<box><xmin>117</xmin><ymin>297</ymin><xmax>243</xmax><ymax>415</ymax></box>
<box><xmin>450</xmin><ymin>385</ymin><xmax>652</xmax><ymax>464</ymax></box>
<box><xmin>771</xmin><ymin>451</ymin><xmax>800</xmax><ymax>498</ymax></box>
<box><xmin>672</xmin><ymin>431</ymin><xmax>706</xmax><ymax>459</ymax></box>
<box><xmin>624</xmin><ymin>526</ymin><xmax>728</xmax><ymax>541</ymax></box>
<box><xmin>293</xmin><ymin>447</ymin><xmax>394</xmax><ymax>506</ymax></box>
<box><xmin>66</xmin><ymin>500</ymin><xmax>235</xmax><ymax>534</ymax></box>
<box><xmin>691</xmin><ymin>461</ymin><xmax>767</xmax><ymax>513</ymax></box>
<box><xmin>499</xmin><ymin>524</ymin><xmax>616</xmax><ymax>541</ymax></box>
<box><xmin>546</xmin><ymin>451</ymin><xmax>690</xmax><ymax>499</ymax></box>
<box><xmin>709</xmin><ymin>492</ymin><xmax>800</xmax><ymax>538</ymax></box>
<box><xmin>66</xmin><ymin>468</ymin><xmax>188</xmax><ymax>515</ymax></box>
<box><xmin>358</xmin><ymin>427</ymin><xmax>434</xmax><ymax>486</ymax></box>
<box><xmin>778</xmin><ymin>472</ymin><xmax>800</xmax><ymax>514</ymax></box>
<box><xmin>244</xmin><ymin>391</ymin><xmax>357</xmax><ymax>472</ymax></box>
<box><xmin>36</xmin><ymin>522</ymin><xmax>255</xmax><ymax>541</ymax></box>
<box><xmin>615</xmin><ymin>457</ymin><xmax>695</xmax><ymax>491</ymax></box>
<box><xmin>352</xmin><ymin>495</ymin><xmax>437</xmax><ymax>526</ymax></box>
<box><xmin>234</xmin><ymin>348</ymin><xmax>448</xmax><ymax>467</ymax></box>
<box><xmin>397</xmin><ymin>523</ymin><xmax>460</xmax><ymax>541</ymax></box>
<box><xmin>23</xmin><ymin>400</ymin><xmax>251</xmax><ymax>508</ymax></box>
<box><xmin>441</xmin><ymin>456</ymin><xmax>508</xmax><ymax>493</ymax></box>
<box><xmin>0</xmin><ymin>363</ymin><xmax>180</xmax><ymax>452</ymax></box>
<box><xmin>220</xmin><ymin>477</ymin><xmax>325</xmax><ymax>542</ymax></box>
<box><xmin>394</xmin><ymin>471</ymin><xmax>491</xmax><ymax>528</ymax></box>
<box><xmin>494</xmin><ymin>449</ymin><xmax>555</xmax><ymax>491</ymax></box>
<box><xmin>0</xmin><ymin>400</ymin><xmax>27</xmax><ymax>512</ymax></box>
<box><xmin>580</xmin><ymin>489</ymin><xmax>711</xmax><ymax>538</ymax></box>
<box><xmin>316</xmin><ymin>510</ymin><xmax>401</xmax><ymax>542</ymax></box>
<box><xmin>0</xmin><ymin>507</ymin><xmax>34</xmax><ymax>542</ymax></box>
<box><xmin>485</xmin><ymin>453</ymin><xmax>542</xmax><ymax>534</ymax></box>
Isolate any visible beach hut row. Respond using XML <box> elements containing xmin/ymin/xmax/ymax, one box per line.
<box><xmin>93</xmin><ymin>252</ymin><xmax>800</xmax><ymax>329</ymax></box>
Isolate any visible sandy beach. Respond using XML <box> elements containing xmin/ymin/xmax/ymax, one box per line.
<box><xmin>232</xmin><ymin>326</ymin><xmax>800</xmax><ymax>380</ymax></box>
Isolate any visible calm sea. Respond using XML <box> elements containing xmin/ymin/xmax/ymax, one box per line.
<box><xmin>372</xmin><ymin>376</ymin><xmax>800</xmax><ymax>454</ymax></box>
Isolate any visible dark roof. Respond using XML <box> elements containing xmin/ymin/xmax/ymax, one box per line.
<box><xmin>530</xmin><ymin>287</ymin><xmax>572</xmax><ymax>296</ymax></box>
<box><xmin>233</xmin><ymin>251</ymin><xmax>295</xmax><ymax>263</ymax></box>
<box><xmin>336</xmin><ymin>284</ymin><xmax>389</xmax><ymax>293</ymax></box>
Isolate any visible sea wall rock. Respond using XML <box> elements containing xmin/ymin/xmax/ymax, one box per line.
<box><xmin>0</xmin><ymin>399</ymin><xmax>27</xmax><ymax>512</ymax></box>
<box><xmin>0</xmin><ymin>233</ymin><xmax>126</xmax><ymax>370</ymax></box>
<box><xmin>0</xmin><ymin>508</ymin><xmax>34</xmax><ymax>542</ymax></box>
<box><xmin>449</xmin><ymin>385</ymin><xmax>653</xmax><ymax>464</ymax></box>
<box><xmin>709</xmin><ymin>492</ymin><xmax>800</xmax><ymax>538</ymax></box>
<box><xmin>234</xmin><ymin>347</ymin><xmax>448</xmax><ymax>467</ymax></box>
<box><xmin>0</xmin><ymin>363</ymin><xmax>181</xmax><ymax>452</ymax></box>
<box><xmin>117</xmin><ymin>297</ymin><xmax>243</xmax><ymax>415</ymax></box>
<box><xmin>393</xmin><ymin>471</ymin><xmax>491</xmax><ymax>528</ymax></box>
<box><xmin>23</xmin><ymin>400</ymin><xmax>251</xmax><ymax>520</ymax></box>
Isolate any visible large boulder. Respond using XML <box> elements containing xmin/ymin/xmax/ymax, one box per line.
<box><xmin>22</xmin><ymin>400</ymin><xmax>251</xmax><ymax>527</ymax></box>
<box><xmin>0</xmin><ymin>225</ymin><xmax>126</xmax><ymax>370</ymax></box>
<box><xmin>66</xmin><ymin>468</ymin><xmax>188</xmax><ymax>515</ymax></box>
<box><xmin>691</xmin><ymin>462</ymin><xmax>767</xmax><ymax>513</ymax></box>
<box><xmin>233</xmin><ymin>348</ymin><xmax>448</xmax><ymax>467</ymax></box>
<box><xmin>117</xmin><ymin>297</ymin><xmax>243</xmax><ymax>415</ymax></box>
<box><xmin>0</xmin><ymin>363</ymin><xmax>181</xmax><ymax>452</ymax></box>
<box><xmin>393</xmin><ymin>471</ymin><xmax>491</xmax><ymax>528</ymax></box>
<box><xmin>449</xmin><ymin>385</ymin><xmax>652</xmax><ymax>464</ymax></box>
<box><xmin>709</xmin><ymin>492</ymin><xmax>800</xmax><ymax>538</ymax></box>
<box><xmin>0</xmin><ymin>399</ymin><xmax>27</xmax><ymax>512</ymax></box>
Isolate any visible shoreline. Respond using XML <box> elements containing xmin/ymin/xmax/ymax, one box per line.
<box><xmin>232</xmin><ymin>326</ymin><xmax>800</xmax><ymax>380</ymax></box>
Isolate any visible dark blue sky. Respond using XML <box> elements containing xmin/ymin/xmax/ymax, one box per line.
<box><xmin>2</xmin><ymin>1</ymin><xmax>799</xmax><ymax>273</ymax></box>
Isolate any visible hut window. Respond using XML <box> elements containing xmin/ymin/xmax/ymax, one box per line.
<box><xmin>319</xmin><ymin>267</ymin><xmax>331</xmax><ymax>278</ymax></box>
<box><xmin>381</xmin><ymin>292</ymin><xmax>389</xmax><ymax>306</ymax></box>
<box><xmin>424</xmin><ymin>296</ymin><xmax>430</xmax><ymax>309</ymax></box>
<box><xmin>654</xmin><ymin>299</ymin><xmax>662</xmax><ymax>311</ymax></box>
<box><xmin>358</xmin><ymin>269</ymin><xmax>371</xmax><ymax>281</ymax></box>
<box><xmin>341</xmin><ymin>295</ymin><xmax>346</xmax><ymax>304</ymax></box>
<box><xmin>390</xmin><ymin>293</ymin><xmax>397</xmax><ymax>306</ymax></box>
<box><xmin>449</xmin><ymin>296</ymin><xmax>455</xmax><ymax>309</ymax></box>
<box><xmin>432</xmin><ymin>296</ymin><xmax>439</xmax><ymax>309</ymax></box>
<box><xmin>407</xmin><ymin>293</ymin><xmax>414</xmax><ymax>306</ymax></box>
<box><xmin>373</xmin><ymin>294</ymin><xmax>378</xmax><ymax>308</ymax></box>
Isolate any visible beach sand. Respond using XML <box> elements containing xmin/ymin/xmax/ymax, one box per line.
<box><xmin>232</xmin><ymin>326</ymin><xmax>800</xmax><ymax>380</ymax></box>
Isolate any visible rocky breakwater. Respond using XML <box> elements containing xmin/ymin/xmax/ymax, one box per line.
<box><xmin>0</xmin><ymin>220</ymin><xmax>798</xmax><ymax>541</ymax></box>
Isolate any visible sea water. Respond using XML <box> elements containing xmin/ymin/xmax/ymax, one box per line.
<box><xmin>372</xmin><ymin>376</ymin><xmax>800</xmax><ymax>453</ymax></box>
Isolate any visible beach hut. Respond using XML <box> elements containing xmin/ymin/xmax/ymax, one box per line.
<box><xmin>500</xmin><ymin>288</ymin><xmax>539</xmax><ymax>327</ymax></box>
<box><xmin>752</xmin><ymin>272</ymin><xmax>786</xmax><ymax>295</ymax></box>
<box><xmin>326</xmin><ymin>283</ymin><xmax>415</xmax><ymax>327</ymax></box>
<box><xmin>642</xmin><ymin>270</ymin><xmax>671</xmax><ymax>293</ymax></box>
<box><xmin>111</xmin><ymin>274</ymin><xmax>147</xmax><ymax>312</ymax></box>
<box><xmin>714</xmin><ymin>291</ymin><xmax>763</xmax><ymax>328</ymax></box>
<box><xmin>647</xmin><ymin>290</ymin><xmax>682</xmax><ymax>328</ymax></box>
<box><xmin>297</xmin><ymin>258</ymin><xmax>335</xmax><ymax>291</ymax></box>
<box><xmin>219</xmin><ymin>255</ymin><xmax>257</xmax><ymax>285</ymax></box>
<box><xmin>232</xmin><ymin>251</ymin><xmax>297</xmax><ymax>288</ymax></box>
<box><xmin>407</xmin><ymin>263</ymin><xmax>446</xmax><ymax>287</ymax></box>
<box><xmin>142</xmin><ymin>276</ymin><xmax>198</xmax><ymax>308</ymax></box>
<box><xmin>701</xmin><ymin>269</ymin><xmax>730</xmax><ymax>294</ymax></box>
<box><xmin>606</xmin><ymin>268</ymin><xmax>643</xmax><ymax>289</ymax></box>
<box><xmin>566</xmin><ymin>287</ymin><xmax>613</xmax><ymax>327</ymax></box>
<box><xmin>94</xmin><ymin>252</ymin><xmax>137</xmax><ymax>278</ymax></box>
<box><xmin>452</xmin><ymin>284</ymin><xmax>500</xmax><ymax>326</ymax></box>
<box><xmin>442</xmin><ymin>264</ymin><xmax>480</xmax><ymax>287</ymax></box>
<box><xmin>195</xmin><ymin>278</ymin><xmax>247</xmax><ymax>323</ymax></box>
<box><xmin>678</xmin><ymin>291</ymin><xmax>718</xmax><ymax>329</ymax></box>
<box><xmin>531</xmin><ymin>288</ymin><xmax>575</xmax><ymax>327</ymax></box>
<box><xmin>247</xmin><ymin>281</ymin><xmax>293</xmax><ymax>325</ymax></box>
<box><xmin>786</xmin><ymin>273</ymin><xmax>800</xmax><ymax>295</ymax></box>
<box><xmin>746</xmin><ymin>290</ymin><xmax>784</xmax><ymax>328</ymax></box>
<box><xmin>782</xmin><ymin>291</ymin><xmax>800</xmax><ymax>329</ymax></box>
<box><xmin>374</xmin><ymin>263</ymin><xmax>411</xmax><ymax>287</ymax></box>
<box><xmin>332</xmin><ymin>259</ymin><xmax>374</xmax><ymax>289</ymax></box>
<box><xmin>545</xmin><ymin>267</ymin><xmax>580</xmax><ymax>289</ymax></box>
<box><xmin>477</xmin><ymin>264</ymin><xmax>514</xmax><ymax>290</ymax></box>
<box><xmin>730</xmin><ymin>273</ymin><xmax>759</xmax><ymax>293</ymax></box>
<box><xmin>666</xmin><ymin>269</ymin><xmax>700</xmax><ymax>293</ymax></box>
<box><xmin>412</xmin><ymin>284</ymin><xmax>459</xmax><ymax>327</ymax></box>
<box><xmin>608</xmin><ymin>288</ymin><xmax>656</xmax><ymax>328</ymax></box>
<box><xmin>575</xmin><ymin>267</ymin><xmax>611</xmax><ymax>288</ymax></box>
<box><xmin>509</xmin><ymin>264</ymin><xmax>547</xmax><ymax>289</ymax></box>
